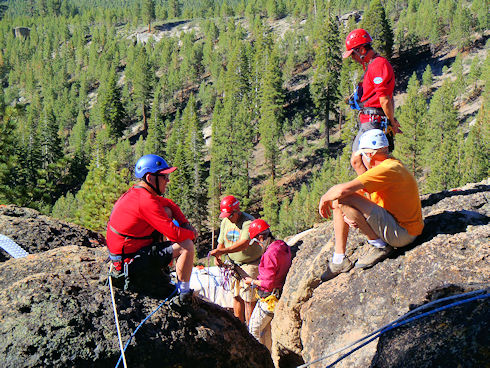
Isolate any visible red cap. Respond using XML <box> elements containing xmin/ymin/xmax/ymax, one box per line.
<box><xmin>219</xmin><ymin>195</ymin><xmax>240</xmax><ymax>218</ymax></box>
<box><xmin>343</xmin><ymin>28</ymin><xmax>372</xmax><ymax>58</ymax></box>
<box><xmin>248</xmin><ymin>219</ymin><xmax>270</xmax><ymax>244</ymax></box>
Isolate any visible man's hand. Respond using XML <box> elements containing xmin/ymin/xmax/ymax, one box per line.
<box><xmin>319</xmin><ymin>195</ymin><xmax>333</xmax><ymax>219</ymax></box>
<box><xmin>391</xmin><ymin>118</ymin><xmax>402</xmax><ymax>134</ymax></box>
<box><xmin>209</xmin><ymin>248</ymin><xmax>226</xmax><ymax>258</ymax></box>
<box><xmin>343</xmin><ymin>215</ymin><xmax>358</xmax><ymax>228</ymax></box>
<box><xmin>214</xmin><ymin>255</ymin><xmax>223</xmax><ymax>267</ymax></box>
<box><xmin>244</xmin><ymin>277</ymin><xmax>253</xmax><ymax>285</ymax></box>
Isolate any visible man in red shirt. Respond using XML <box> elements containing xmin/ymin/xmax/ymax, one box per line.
<box><xmin>343</xmin><ymin>28</ymin><xmax>401</xmax><ymax>175</ymax></box>
<box><xmin>107</xmin><ymin>154</ymin><xmax>197</xmax><ymax>302</ymax></box>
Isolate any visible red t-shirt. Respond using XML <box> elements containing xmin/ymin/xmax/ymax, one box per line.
<box><xmin>359</xmin><ymin>56</ymin><xmax>395</xmax><ymax>123</ymax></box>
<box><xmin>106</xmin><ymin>186</ymin><xmax>195</xmax><ymax>255</ymax></box>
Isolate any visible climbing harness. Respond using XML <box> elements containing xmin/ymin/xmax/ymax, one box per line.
<box><xmin>297</xmin><ymin>289</ymin><xmax>489</xmax><ymax>368</ymax></box>
<box><xmin>255</xmin><ymin>289</ymin><xmax>280</xmax><ymax>313</ymax></box>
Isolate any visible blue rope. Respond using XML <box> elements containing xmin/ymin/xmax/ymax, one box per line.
<box><xmin>298</xmin><ymin>289</ymin><xmax>488</xmax><ymax>368</ymax></box>
<box><xmin>115</xmin><ymin>287</ymin><xmax>178</xmax><ymax>368</ymax></box>
<box><xmin>324</xmin><ymin>292</ymin><xmax>489</xmax><ymax>368</ymax></box>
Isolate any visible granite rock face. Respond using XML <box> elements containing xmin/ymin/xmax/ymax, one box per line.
<box><xmin>0</xmin><ymin>226</ymin><xmax>273</xmax><ymax>367</ymax></box>
<box><xmin>272</xmin><ymin>181</ymin><xmax>489</xmax><ymax>368</ymax></box>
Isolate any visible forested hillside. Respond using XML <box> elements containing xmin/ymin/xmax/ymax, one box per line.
<box><xmin>0</xmin><ymin>0</ymin><xmax>488</xmax><ymax>241</ymax></box>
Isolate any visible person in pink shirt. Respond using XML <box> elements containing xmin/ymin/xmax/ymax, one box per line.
<box><xmin>244</xmin><ymin>219</ymin><xmax>292</xmax><ymax>351</ymax></box>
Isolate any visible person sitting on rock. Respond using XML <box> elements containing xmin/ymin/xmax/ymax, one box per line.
<box><xmin>243</xmin><ymin>219</ymin><xmax>292</xmax><ymax>351</ymax></box>
<box><xmin>318</xmin><ymin>129</ymin><xmax>424</xmax><ymax>281</ymax></box>
<box><xmin>106</xmin><ymin>154</ymin><xmax>197</xmax><ymax>303</ymax></box>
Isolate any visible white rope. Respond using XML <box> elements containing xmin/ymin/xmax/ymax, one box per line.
<box><xmin>108</xmin><ymin>265</ymin><xmax>128</xmax><ymax>368</ymax></box>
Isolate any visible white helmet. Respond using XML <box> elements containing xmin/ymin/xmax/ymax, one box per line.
<box><xmin>358</xmin><ymin>129</ymin><xmax>389</xmax><ymax>150</ymax></box>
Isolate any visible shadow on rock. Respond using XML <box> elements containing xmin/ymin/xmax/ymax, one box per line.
<box><xmin>370</xmin><ymin>285</ymin><xmax>489</xmax><ymax>368</ymax></box>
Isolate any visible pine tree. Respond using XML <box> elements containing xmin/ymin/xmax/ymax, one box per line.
<box><xmin>38</xmin><ymin>102</ymin><xmax>63</xmax><ymax>169</ymax></box>
<box><xmin>449</xmin><ymin>0</ymin><xmax>472</xmax><ymax>50</ymax></box>
<box><xmin>461</xmin><ymin>111</ymin><xmax>489</xmax><ymax>184</ymax></box>
<box><xmin>75</xmin><ymin>159</ymin><xmax>131</xmax><ymax>232</ymax></box>
<box><xmin>259</xmin><ymin>46</ymin><xmax>284</xmax><ymax>179</ymax></box>
<box><xmin>471</xmin><ymin>0</ymin><xmax>489</xmax><ymax>32</ymax></box>
<box><xmin>261</xmin><ymin>178</ymin><xmax>280</xmax><ymax>231</ymax></box>
<box><xmin>393</xmin><ymin>73</ymin><xmax>427</xmax><ymax>178</ymax></box>
<box><xmin>182</xmin><ymin>94</ymin><xmax>208</xmax><ymax>233</ymax></box>
<box><xmin>145</xmin><ymin>87</ymin><xmax>167</xmax><ymax>155</ymax></box>
<box><xmin>0</xmin><ymin>94</ymin><xmax>19</xmax><ymax>203</ymax></box>
<box><xmin>98</xmin><ymin>67</ymin><xmax>126</xmax><ymax>138</ymax></box>
<box><xmin>421</xmin><ymin>64</ymin><xmax>433</xmax><ymax>95</ymax></box>
<box><xmin>424</xmin><ymin>81</ymin><xmax>460</xmax><ymax>192</ymax></box>
<box><xmin>361</xmin><ymin>0</ymin><xmax>394</xmax><ymax>58</ymax></box>
<box><xmin>142</xmin><ymin>0</ymin><xmax>156</xmax><ymax>32</ymax></box>
<box><xmin>131</xmin><ymin>47</ymin><xmax>154</xmax><ymax>135</ymax></box>
<box><xmin>310</xmin><ymin>14</ymin><xmax>342</xmax><ymax>148</ymax></box>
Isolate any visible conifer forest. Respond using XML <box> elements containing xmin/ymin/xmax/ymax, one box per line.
<box><xmin>0</xmin><ymin>0</ymin><xmax>488</xmax><ymax>241</ymax></box>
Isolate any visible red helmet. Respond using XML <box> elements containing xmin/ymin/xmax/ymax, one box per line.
<box><xmin>219</xmin><ymin>195</ymin><xmax>240</xmax><ymax>218</ymax></box>
<box><xmin>343</xmin><ymin>28</ymin><xmax>372</xmax><ymax>58</ymax></box>
<box><xmin>249</xmin><ymin>219</ymin><xmax>270</xmax><ymax>240</ymax></box>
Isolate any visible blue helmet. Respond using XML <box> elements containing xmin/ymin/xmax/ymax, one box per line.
<box><xmin>134</xmin><ymin>154</ymin><xmax>177</xmax><ymax>178</ymax></box>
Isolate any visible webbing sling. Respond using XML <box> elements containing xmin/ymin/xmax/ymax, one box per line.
<box><xmin>108</xmin><ymin>225</ymin><xmax>154</xmax><ymax>240</ymax></box>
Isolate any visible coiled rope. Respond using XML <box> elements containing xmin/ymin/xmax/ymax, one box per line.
<box><xmin>297</xmin><ymin>289</ymin><xmax>489</xmax><ymax>368</ymax></box>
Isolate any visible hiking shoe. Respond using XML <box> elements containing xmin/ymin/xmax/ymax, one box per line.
<box><xmin>171</xmin><ymin>290</ymin><xmax>196</xmax><ymax>307</ymax></box>
<box><xmin>321</xmin><ymin>257</ymin><xmax>354</xmax><ymax>282</ymax></box>
<box><xmin>355</xmin><ymin>245</ymin><xmax>394</xmax><ymax>269</ymax></box>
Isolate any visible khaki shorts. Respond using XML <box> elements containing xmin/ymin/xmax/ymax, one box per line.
<box><xmin>366</xmin><ymin>205</ymin><xmax>417</xmax><ymax>248</ymax></box>
<box><xmin>231</xmin><ymin>260</ymin><xmax>260</xmax><ymax>303</ymax></box>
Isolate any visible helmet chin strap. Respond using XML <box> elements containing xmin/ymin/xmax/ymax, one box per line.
<box><xmin>143</xmin><ymin>174</ymin><xmax>162</xmax><ymax>196</ymax></box>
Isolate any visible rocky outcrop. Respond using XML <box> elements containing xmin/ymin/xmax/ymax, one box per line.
<box><xmin>370</xmin><ymin>286</ymin><xmax>489</xmax><ymax>368</ymax></box>
<box><xmin>0</xmin><ymin>206</ymin><xmax>104</xmax><ymax>262</ymax></box>
<box><xmin>0</xmin><ymin>245</ymin><xmax>273</xmax><ymax>367</ymax></box>
<box><xmin>272</xmin><ymin>181</ymin><xmax>489</xmax><ymax>367</ymax></box>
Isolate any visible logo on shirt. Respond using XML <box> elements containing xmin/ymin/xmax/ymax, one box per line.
<box><xmin>226</xmin><ymin>230</ymin><xmax>240</xmax><ymax>243</ymax></box>
<box><xmin>373</xmin><ymin>77</ymin><xmax>383</xmax><ymax>84</ymax></box>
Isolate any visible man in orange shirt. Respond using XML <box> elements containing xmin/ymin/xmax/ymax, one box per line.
<box><xmin>318</xmin><ymin>129</ymin><xmax>423</xmax><ymax>281</ymax></box>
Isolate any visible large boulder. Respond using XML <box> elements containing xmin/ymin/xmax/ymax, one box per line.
<box><xmin>0</xmin><ymin>205</ymin><xmax>104</xmax><ymax>262</ymax></box>
<box><xmin>272</xmin><ymin>181</ymin><xmax>489</xmax><ymax>367</ymax></box>
<box><xmin>0</xmin><ymin>245</ymin><xmax>273</xmax><ymax>367</ymax></box>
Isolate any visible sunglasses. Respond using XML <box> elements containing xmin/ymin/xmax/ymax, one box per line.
<box><xmin>153</xmin><ymin>173</ymin><xmax>170</xmax><ymax>181</ymax></box>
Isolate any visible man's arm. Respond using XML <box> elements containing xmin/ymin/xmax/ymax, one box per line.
<box><xmin>209</xmin><ymin>238</ymin><xmax>250</xmax><ymax>258</ymax></box>
<box><xmin>319</xmin><ymin>179</ymin><xmax>365</xmax><ymax>218</ymax></box>
<box><xmin>379</xmin><ymin>95</ymin><xmax>401</xmax><ymax>133</ymax></box>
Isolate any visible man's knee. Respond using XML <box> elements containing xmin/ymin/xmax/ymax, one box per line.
<box><xmin>180</xmin><ymin>238</ymin><xmax>195</xmax><ymax>252</ymax></box>
<box><xmin>172</xmin><ymin>239</ymin><xmax>194</xmax><ymax>257</ymax></box>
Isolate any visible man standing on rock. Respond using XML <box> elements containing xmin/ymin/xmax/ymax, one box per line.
<box><xmin>106</xmin><ymin>154</ymin><xmax>197</xmax><ymax>303</ymax></box>
<box><xmin>318</xmin><ymin>130</ymin><xmax>423</xmax><ymax>281</ymax></box>
<box><xmin>343</xmin><ymin>28</ymin><xmax>401</xmax><ymax>175</ymax></box>
<box><xmin>209</xmin><ymin>195</ymin><xmax>261</xmax><ymax>325</ymax></box>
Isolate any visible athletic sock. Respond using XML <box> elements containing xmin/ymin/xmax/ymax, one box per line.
<box><xmin>368</xmin><ymin>238</ymin><xmax>388</xmax><ymax>248</ymax></box>
<box><xmin>332</xmin><ymin>253</ymin><xmax>345</xmax><ymax>264</ymax></box>
<box><xmin>177</xmin><ymin>281</ymin><xmax>190</xmax><ymax>293</ymax></box>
